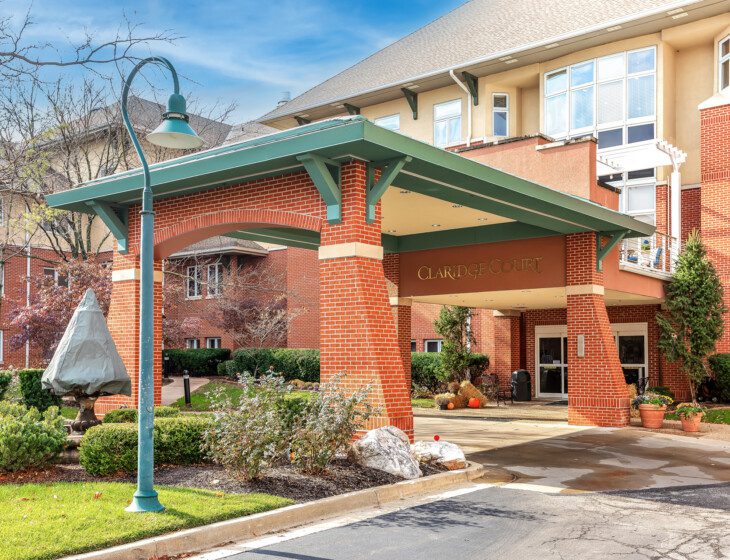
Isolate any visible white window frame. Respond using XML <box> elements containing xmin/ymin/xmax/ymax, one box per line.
<box><xmin>424</xmin><ymin>339</ymin><xmax>443</xmax><ymax>353</ymax></box>
<box><xmin>492</xmin><ymin>93</ymin><xmax>509</xmax><ymax>137</ymax></box>
<box><xmin>207</xmin><ymin>263</ymin><xmax>223</xmax><ymax>297</ymax></box>
<box><xmin>186</xmin><ymin>265</ymin><xmax>202</xmax><ymax>299</ymax></box>
<box><xmin>612</xmin><ymin>323</ymin><xmax>649</xmax><ymax>385</ymax></box>
<box><xmin>433</xmin><ymin>99</ymin><xmax>462</xmax><ymax>147</ymax></box>
<box><xmin>185</xmin><ymin>338</ymin><xmax>200</xmax><ymax>349</ymax></box>
<box><xmin>374</xmin><ymin>114</ymin><xmax>400</xmax><ymax>131</ymax></box>
<box><xmin>535</xmin><ymin>325</ymin><xmax>568</xmax><ymax>398</ymax></box>
<box><xmin>544</xmin><ymin>46</ymin><xmax>656</xmax><ymax>146</ymax></box>
<box><xmin>205</xmin><ymin>337</ymin><xmax>222</xmax><ymax>349</ymax></box>
<box><xmin>720</xmin><ymin>35</ymin><xmax>730</xmax><ymax>92</ymax></box>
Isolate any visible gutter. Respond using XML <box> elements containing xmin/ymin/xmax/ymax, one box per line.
<box><xmin>449</xmin><ymin>70</ymin><xmax>472</xmax><ymax>148</ymax></box>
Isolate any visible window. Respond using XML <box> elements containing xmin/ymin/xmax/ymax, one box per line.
<box><xmin>186</xmin><ymin>265</ymin><xmax>202</xmax><ymax>299</ymax></box>
<box><xmin>207</xmin><ymin>263</ymin><xmax>223</xmax><ymax>297</ymax></box>
<box><xmin>544</xmin><ymin>47</ymin><xmax>656</xmax><ymax>146</ymax></box>
<box><xmin>410</xmin><ymin>340</ymin><xmax>417</xmax><ymax>352</ymax></box>
<box><xmin>433</xmin><ymin>99</ymin><xmax>461</xmax><ymax>147</ymax></box>
<box><xmin>43</xmin><ymin>267</ymin><xmax>68</xmax><ymax>287</ymax></box>
<box><xmin>374</xmin><ymin>114</ymin><xmax>400</xmax><ymax>131</ymax></box>
<box><xmin>720</xmin><ymin>36</ymin><xmax>730</xmax><ymax>91</ymax></box>
<box><xmin>424</xmin><ymin>339</ymin><xmax>443</xmax><ymax>353</ymax></box>
<box><xmin>185</xmin><ymin>338</ymin><xmax>200</xmax><ymax>349</ymax></box>
<box><xmin>205</xmin><ymin>337</ymin><xmax>221</xmax><ymax>349</ymax></box>
<box><xmin>492</xmin><ymin>94</ymin><xmax>509</xmax><ymax>137</ymax></box>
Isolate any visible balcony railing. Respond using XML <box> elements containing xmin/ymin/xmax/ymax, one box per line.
<box><xmin>619</xmin><ymin>232</ymin><xmax>680</xmax><ymax>275</ymax></box>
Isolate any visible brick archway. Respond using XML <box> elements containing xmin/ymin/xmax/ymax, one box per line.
<box><xmin>153</xmin><ymin>208</ymin><xmax>322</xmax><ymax>258</ymax></box>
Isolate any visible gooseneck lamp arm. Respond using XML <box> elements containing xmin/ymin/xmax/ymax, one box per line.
<box><xmin>121</xmin><ymin>56</ymin><xmax>182</xmax><ymax>514</ymax></box>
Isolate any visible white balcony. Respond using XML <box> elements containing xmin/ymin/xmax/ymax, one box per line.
<box><xmin>618</xmin><ymin>231</ymin><xmax>679</xmax><ymax>279</ymax></box>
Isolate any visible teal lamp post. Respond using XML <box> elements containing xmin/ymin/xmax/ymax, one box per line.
<box><xmin>121</xmin><ymin>57</ymin><xmax>203</xmax><ymax>513</ymax></box>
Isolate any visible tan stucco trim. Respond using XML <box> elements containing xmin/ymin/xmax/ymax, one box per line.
<box><xmin>493</xmin><ymin>309</ymin><xmax>521</xmax><ymax>317</ymax></box>
<box><xmin>565</xmin><ymin>284</ymin><xmax>605</xmax><ymax>296</ymax></box>
<box><xmin>389</xmin><ymin>297</ymin><xmax>413</xmax><ymax>307</ymax></box>
<box><xmin>318</xmin><ymin>243</ymin><xmax>384</xmax><ymax>261</ymax></box>
<box><xmin>112</xmin><ymin>269</ymin><xmax>164</xmax><ymax>283</ymax></box>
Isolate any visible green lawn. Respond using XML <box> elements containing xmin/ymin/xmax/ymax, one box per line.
<box><xmin>411</xmin><ymin>397</ymin><xmax>435</xmax><ymax>408</ymax></box>
<box><xmin>171</xmin><ymin>380</ymin><xmax>313</xmax><ymax>411</ymax></box>
<box><xmin>0</xmin><ymin>482</ymin><xmax>291</xmax><ymax>560</ymax></box>
<box><xmin>60</xmin><ymin>406</ymin><xmax>78</xmax><ymax>420</ymax></box>
<box><xmin>666</xmin><ymin>407</ymin><xmax>730</xmax><ymax>424</ymax></box>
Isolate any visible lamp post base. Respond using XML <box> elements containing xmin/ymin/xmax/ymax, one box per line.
<box><xmin>125</xmin><ymin>490</ymin><xmax>165</xmax><ymax>513</ymax></box>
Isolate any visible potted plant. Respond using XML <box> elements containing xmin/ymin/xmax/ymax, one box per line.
<box><xmin>675</xmin><ymin>402</ymin><xmax>706</xmax><ymax>433</ymax></box>
<box><xmin>633</xmin><ymin>392</ymin><xmax>673</xmax><ymax>429</ymax></box>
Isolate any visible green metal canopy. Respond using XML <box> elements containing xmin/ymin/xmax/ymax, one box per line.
<box><xmin>46</xmin><ymin>116</ymin><xmax>654</xmax><ymax>258</ymax></box>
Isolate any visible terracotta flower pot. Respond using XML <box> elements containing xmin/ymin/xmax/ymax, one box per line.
<box><xmin>679</xmin><ymin>412</ymin><xmax>704</xmax><ymax>433</ymax></box>
<box><xmin>638</xmin><ymin>404</ymin><xmax>667</xmax><ymax>429</ymax></box>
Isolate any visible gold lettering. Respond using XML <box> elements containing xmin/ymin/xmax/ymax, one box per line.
<box><xmin>417</xmin><ymin>266</ymin><xmax>432</xmax><ymax>280</ymax></box>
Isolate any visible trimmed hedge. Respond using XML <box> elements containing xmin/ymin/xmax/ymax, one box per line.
<box><xmin>225</xmin><ymin>348</ymin><xmax>320</xmax><ymax>382</ymax></box>
<box><xmin>410</xmin><ymin>353</ymin><xmax>446</xmax><ymax>391</ymax></box>
<box><xmin>79</xmin><ymin>415</ymin><xmax>211</xmax><ymax>475</ymax></box>
<box><xmin>17</xmin><ymin>369</ymin><xmax>61</xmax><ymax>412</ymax></box>
<box><xmin>102</xmin><ymin>406</ymin><xmax>180</xmax><ymax>423</ymax></box>
<box><xmin>0</xmin><ymin>402</ymin><xmax>67</xmax><ymax>472</ymax></box>
<box><xmin>0</xmin><ymin>371</ymin><xmax>11</xmax><ymax>400</ymax></box>
<box><xmin>709</xmin><ymin>353</ymin><xmax>730</xmax><ymax>402</ymax></box>
<box><xmin>163</xmin><ymin>348</ymin><xmax>231</xmax><ymax>377</ymax></box>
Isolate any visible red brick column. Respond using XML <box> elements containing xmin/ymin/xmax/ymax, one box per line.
<box><xmin>566</xmin><ymin>233</ymin><xmax>630</xmax><ymax>426</ymax></box>
<box><xmin>383</xmin><ymin>253</ymin><xmax>412</xmax><ymax>388</ymax></box>
<box><xmin>700</xmin><ymin>95</ymin><xmax>730</xmax><ymax>353</ymax></box>
<box><xmin>319</xmin><ymin>161</ymin><xmax>414</xmax><ymax>439</ymax></box>
<box><xmin>97</xmin><ymin>247</ymin><xmax>163</xmax><ymax>414</ymax></box>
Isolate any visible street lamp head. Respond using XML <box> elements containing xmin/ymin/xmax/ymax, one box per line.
<box><xmin>146</xmin><ymin>93</ymin><xmax>204</xmax><ymax>150</ymax></box>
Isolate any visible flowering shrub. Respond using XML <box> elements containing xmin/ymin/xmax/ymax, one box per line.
<box><xmin>0</xmin><ymin>402</ymin><xmax>67</xmax><ymax>472</ymax></box>
<box><xmin>676</xmin><ymin>402</ymin><xmax>706</xmax><ymax>418</ymax></box>
<box><xmin>633</xmin><ymin>392</ymin><xmax>674</xmax><ymax>407</ymax></box>
<box><xmin>290</xmin><ymin>376</ymin><xmax>374</xmax><ymax>474</ymax></box>
<box><xmin>203</xmin><ymin>373</ymin><xmax>291</xmax><ymax>481</ymax></box>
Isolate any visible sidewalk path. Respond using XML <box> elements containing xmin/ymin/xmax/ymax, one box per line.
<box><xmin>161</xmin><ymin>376</ymin><xmax>209</xmax><ymax>405</ymax></box>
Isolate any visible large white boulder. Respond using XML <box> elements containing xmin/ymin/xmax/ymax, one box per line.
<box><xmin>348</xmin><ymin>426</ymin><xmax>422</xmax><ymax>479</ymax></box>
<box><xmin>411</xmin><ymin>440</ymin><xmax>466</xmax><ymax>471</ymax></box>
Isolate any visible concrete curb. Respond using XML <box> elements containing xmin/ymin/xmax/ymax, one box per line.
<box><xmin>64</xmin><ymin>462</ymin><xmax>485</xmax><ymax>560</ymax></box>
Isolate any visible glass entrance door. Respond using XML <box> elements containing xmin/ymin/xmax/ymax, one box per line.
<box><xmin>612</xmin><ymin>323</ymin><xmax>648</xmax><ymax>391</ymax></box>
<box><xmin>536</xmin><ymin>327</ymin><xmax>568</xmax><ymax>397</ymax></box>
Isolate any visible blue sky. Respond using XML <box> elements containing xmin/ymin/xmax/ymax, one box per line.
<box><xmin>3</xmin><ymin>0</ymin><xmax>464</xmax><ymax>123</ymax></box>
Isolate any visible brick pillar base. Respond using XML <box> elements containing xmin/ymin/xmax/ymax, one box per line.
<box><xmin>97</xmin><ymin>249</ymin><xmax>163</xmax><ymax>414</ymax></box>
<box><xmin>566</xmin><ymin>234</ymin><xmax>629</xmax><ymax>427</ymax></box>
<box><xmin>393</xmin><ymin>300</ymin><xmax>412</xmax><ymax>389</ymax></box>
<box><xmin>319</xmin><ymin>162</ymin><xmax>413</xmax><ymax>439</ymax></box>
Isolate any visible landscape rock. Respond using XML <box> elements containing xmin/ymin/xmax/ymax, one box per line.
<box><xmin>411</xmin><ymin>440</ymin><xmax>467</xmax><ymax>470</ymax></box>
<box><xmin>348</xmin><ymin>426</ymin><xmax>422</xmax><ymax>479</ymax></box>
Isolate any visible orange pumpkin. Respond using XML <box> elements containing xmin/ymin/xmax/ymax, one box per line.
<box><xmin>468</xmin><ymin>397</ymin><xmax>481</xmax><ymax>409</ymax></box>
<box><xmin>447</xmin><ymin>402</ymin><xmax>455</xmax><ymax>410</ymax></box>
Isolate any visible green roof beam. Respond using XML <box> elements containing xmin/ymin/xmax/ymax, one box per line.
<box><xmin>296</xmin><ymin>153</ymin><xmax>341</xmax><ymax>224</ymax></box>
<box><xmin>227</xmin><ymin>227</ymin><xmax>321</xmax><ymax>251</ymax></box>
<box><xmin>401</xmin><ymin>88</ymin><xmax>418</xmax><ymax>120</ymax></box>
<box><xmin>462</xmin><ymin>72</ymin><xmax>479</xmax><ymax>105</ymax></box>
<box><xmin>596</xmin><ymin>230</ymin><xmax>627</xmax><ymax>271</ymax></box>
<box><xmin>86</xmin><ymin>201</ymin><xmax>128</xmax><ymax>254</ymax></box>
<box><xmin>366</xmin><ymin>156</ymin><xmax>412</xmax><ymax>223</ymax></box>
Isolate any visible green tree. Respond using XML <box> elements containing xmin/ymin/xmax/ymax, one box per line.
<box><xmin>434</xmin><ymin>306</ymin><xmax>474</xmax><ymax>382</ymax></box>
<box><xmin>657</xmin><ymin>231</ymin><xmax>725</xmax><ymax>401</ymax></box>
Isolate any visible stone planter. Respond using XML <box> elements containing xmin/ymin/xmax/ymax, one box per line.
<box><xmin>679</xmin><ymin>412</ymin><xmax>704</xmax><ymax>433</ymax></box>
<box><xmin>638</xmin><ymin>404</ymin><xmax>666</xmax><ymax>429</ymax></box>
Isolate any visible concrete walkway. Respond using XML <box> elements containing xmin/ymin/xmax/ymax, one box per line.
<box><xmin>160</xmin><ymin>376</ymin><xmax>209</xmax><ymax>405</ymax></box>
<box><xmin>415</xmin><ymin>413</ymin><xmax>730</xmax><ymax>492</ymax></box>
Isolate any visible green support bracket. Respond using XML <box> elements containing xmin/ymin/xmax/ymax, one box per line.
<box><xmin>294</xmin><ymin>116</ymin><xmax>311</xmax><ymax>126</ymax></box>
<box><xmin>596</xmin><ymin>230</ymin><xmax>627</xmax><ymax>271</ymax></box>
<box><xmin>462</xmin><ymin>72</ymin><xmax>479</xmax><ymax>106</ymax></box>
<box><xmin>401</xmin><ymin>88</ymin><xmax>418</xmax><ymax>120</ymax></box>
<box><xmin>296</xmin><ymin>153</ymin><xmax>341</xmax><ymax>224</ymax></box>
<box><xmin>86</xmin><ymin>200</ymin><xmax>128</xmax><ymax>254</ymax></box>
<box><xmin>366</xmin><ymin>156</ymin><xmax>411</xmax><ymax>223</ymax></box>
<box><xmin>343</xmin><ymin>103</ymin><xmax>360</xmax><ymax>116</ymax></box>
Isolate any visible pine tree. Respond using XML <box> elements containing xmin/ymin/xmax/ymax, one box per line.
<box><xmin>434</xmin><ymin>306</ymin><xmax>473</xmax><ymax>382</ymax></box>
<box><xmin>657</xmin><ymin>231</ymin><xmax>725</xmax><ymax>401</ymax></box>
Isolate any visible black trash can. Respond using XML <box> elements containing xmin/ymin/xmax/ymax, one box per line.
<box><xmin>511</xmin><ymin>369</ymin><xmax>531</xmax><ymax>401</ymax></box>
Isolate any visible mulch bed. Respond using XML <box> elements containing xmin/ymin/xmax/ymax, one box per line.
<box><xmin>0</xmin><ymin>458</ymin><xmax>445</xmax><ymax>502</ymax></box>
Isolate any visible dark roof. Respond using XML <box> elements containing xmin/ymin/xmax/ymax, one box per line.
<box><xmin>224</xmin><ymin>121</ymin><xmax>279</xmax><ymax>144</ymax></box>
<box><xmin>170</xmin><ymin>236</ymin><xmax>268</xmax><ymax>258</ymax></box>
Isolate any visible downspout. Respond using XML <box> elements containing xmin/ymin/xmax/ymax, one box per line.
<box><xmin>449</xmin><ymin>69</ymin><xmax>472</xmax><ymax>147</ymax></box>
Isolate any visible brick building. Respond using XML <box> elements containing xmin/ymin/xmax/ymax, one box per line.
<box><xmin>46</xmin><ymin>0</ymin><xmax>730</xmax><ymax>432</ymax></box>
